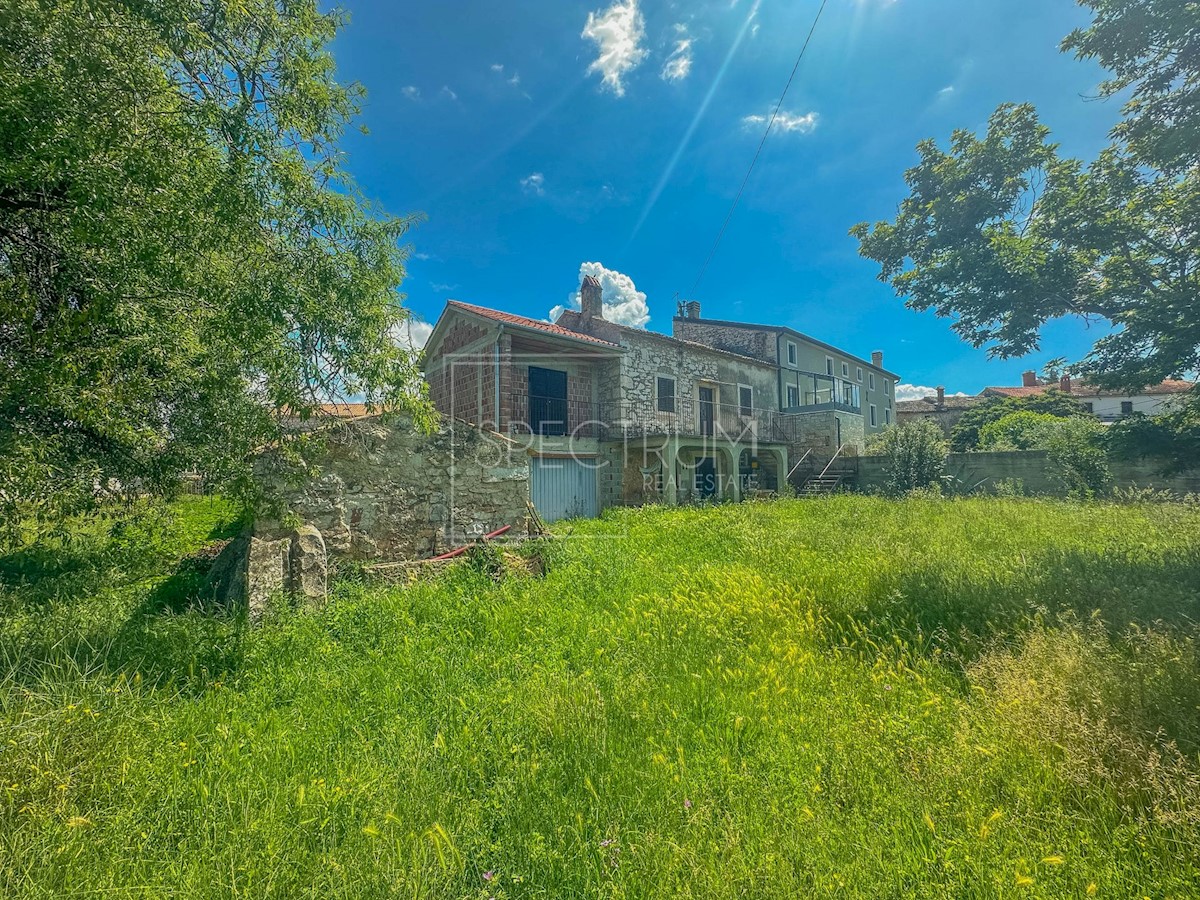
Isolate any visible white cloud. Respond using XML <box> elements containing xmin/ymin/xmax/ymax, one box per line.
<box><xmin>430</xmin><ymin>282</ymin><xmax>458</xmax><ymax>293</ymax></box>
<box><xmin>439</xmin><ymin>85</ymin><xmax>458</xmax><ymax>101</ymax></box>
<box><xmin>581</xmin><ymin>0</ymin><xmax>648</xmax><ymax>97</ymax></box>
<box><xmin>412</xmin><ymin>252</ymin><xmax>432</xmax><ymax>261</ymax></box>
<box><xmin>937</xmin><ymin>85</ymin><xmax>955</xmax><ymax>99</ymax></box>
<box><xmin>661</xmin><ymin>26</ymin><xmax>693</xmax><ymax>82</ymax></box>
<box><xmin>742</xmin><ymin>108</ymin><xmax>819</xmax><ymax>134</ymax></box>
<box><xmin>490</xmin><ymin>63</ymin><xmax>504</xmax><ymax>73</ymax></box>
<box><xmin>393</xmin><ymin>319</ymin><xmax>434</xmax><ymax>352</ymax></box>
<box><xmin>550</xmin><ymin>262</ymin><xmax>650</xmax><ymax>328</ymax></box>
<box><xmin>491</xmin><ymin>63</ymin><xmax>522</xmax><ymax>87</ymax></box>
<box><xmin>401</xmin><ymin>85</ymin><xmax>421</xmax><ymax>101</ymax></box>
<box><xmin>520</xmin><ymin>172</ymin><xmax>546</xmax><ymax>196</ymax></box>
<box><xmin>894</xmin><ymin>384</ymin><xmax>969</xmax><ymax>403</ymax></box>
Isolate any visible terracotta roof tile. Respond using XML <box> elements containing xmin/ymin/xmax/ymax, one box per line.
<box><xmin>448</xmin><ymin>300</ymin><xmax>619</xmax><ymax>347</ymax></box>
<box><xmin>982</xmin><ymin>379</ymin><xmax>1195</xmax><ymax>399</ymax></box>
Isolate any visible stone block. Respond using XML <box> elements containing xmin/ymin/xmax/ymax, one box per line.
<box><xmin>288</xmin><ymin>525</ymin><xmax>327</xmax><ymax>610</ymax></box>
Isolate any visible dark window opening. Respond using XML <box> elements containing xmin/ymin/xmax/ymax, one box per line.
<box><xmin>739</xmin><ymin>385</ymin><xmax>753</xmax><ymax>416</ymax></box>
<box><xmin>657</xmin><ymin>376</ymin><xmax>675</xmax><ymax>413</ymax></box>
<box><xmin>1120</xmin><ymin>400</ymin><xmax>1134</xmax><ymax>415</ymax></box>
<box><xmin>528</xmin><ymin>366</ymin><xmax>568</xmax><ymax>435</ymax></box>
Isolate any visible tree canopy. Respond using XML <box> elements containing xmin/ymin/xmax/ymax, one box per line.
<box><xmin>852</xmin><ymin>0</ymin><xmax>1199</xmax><ymax>396</ymax></box>
<box><xmin>0</xmin><ymin>0</ymin><xmax>427</xmax><ymax>531</ymax></box>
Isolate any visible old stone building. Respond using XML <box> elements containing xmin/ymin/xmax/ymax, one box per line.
<box><xmin>423</xmin><ymin>275</ymin><xmax>900</xmax><ymax>522</ymax></box>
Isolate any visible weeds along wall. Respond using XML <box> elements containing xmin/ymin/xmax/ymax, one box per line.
<box><xmin>858</xmin><ymin>450</ymin><xmax>1200</xmax><ymax>495</ymax></box>
<box><xmin>255</xmin><ymin>415</ymin><xmax>530</xmax><ymax>559</ymax></box>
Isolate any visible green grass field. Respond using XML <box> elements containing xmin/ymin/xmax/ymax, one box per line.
<box><xmin>2</xmin><ymin>495</ymin><xmax>1199</xmax><ymax>898</ymax></box>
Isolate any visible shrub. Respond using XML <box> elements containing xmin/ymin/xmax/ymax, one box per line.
<box><xmin>950</xmin><ymin>389</ymin><xmax>1090</xmax><ymax>451</ymax></box>
<box><xmin>869</xmin><ymin>419</ymin><xmax>949</xmax><ymax>494</ymax></box>
<box><xmin>978</xmin><ymin>410</ymin><xmax>1063</xmax><ymax>449</ymax></box>
<box><xmin>1040</xmin><ymin>416</ymin><xmax>1112</xmax><ymax>497</ymax></box>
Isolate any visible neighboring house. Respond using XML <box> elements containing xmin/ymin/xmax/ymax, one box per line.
<box><xmin>981</xmin><ymin>372</ymin><xmax>1195</xmax><ymax>422</ymax></box>
<box><xmin>895</xmin><ymin>387</ymin><xmax>981</xmax><ymax>435</ymax></box>
<box><xmin>423</xmin><ymin>275</ymin><xmax>897</xmax><ymax>521</ymax></box>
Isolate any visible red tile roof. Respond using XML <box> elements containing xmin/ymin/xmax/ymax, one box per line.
<box><xmin>447</xmin><ymin>300</ymin><xmax>619</xmax><ymax>347</ymax></box>
<box><xmin>982</xmin><ymin>379</ymin><xmax>1195</xmax><ymax>399</ymax></box>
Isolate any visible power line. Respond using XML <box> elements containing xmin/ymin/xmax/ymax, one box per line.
<box><xmin>690</xmin><ymin>0</ymin><xmax>830</xmax><ymax>297</ymax></box>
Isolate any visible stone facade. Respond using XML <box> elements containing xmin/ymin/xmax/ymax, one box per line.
<box><xmin>256</xmin><ymin>415</ymin><xmax>530</xmax><ymax>560</ymax></box>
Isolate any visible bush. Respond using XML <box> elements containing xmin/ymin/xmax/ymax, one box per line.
<box><xmin>950</xmin><ymin>389</ymin><xmax>1090</xmax><ymax>451</ymax></box>
<box><xmin>978</xmin><ymin>411</ymin><xmax>1063</xmax><ymax>449</ymax></box>
<box><xmin>868</xmin><ymin>419</ymin><xmax>949</xmax><ymax>495</ymax></box>
<box><xmin>1041</xmin><ymin>416</ymin><xmax>1112</xmax><ymax>497</ymax></box>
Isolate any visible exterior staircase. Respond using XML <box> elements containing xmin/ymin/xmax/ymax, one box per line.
<box><xmin>798</xmin><ymin>473</ymin><xmax>843</xmax><ymax>496</ymax></box>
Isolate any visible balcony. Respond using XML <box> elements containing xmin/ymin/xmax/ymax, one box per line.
<box><xmin>603</xmin><ymin>398</ymin><xmax>788</xmax><ymax>443</ymax></box>
<box><xmin>508</xmin><ymin>393</ymin><xmax>605</xmax><ymax>438</ymax></box>
<box><xmin>783</xmin><ymin>372</ymin><xmax>862</xmax><ymax>414</ymax></box>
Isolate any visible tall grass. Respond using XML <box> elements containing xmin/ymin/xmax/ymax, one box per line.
<box><xmin>2</xmin><ymin>495</ymin><xmax>1198</xmax><ymax>898</ymax></box>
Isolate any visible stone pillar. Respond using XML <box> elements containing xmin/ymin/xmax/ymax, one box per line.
<box><xmin>288</xmin><ymin>525</ymin><xmax>328</xmax><ymax>610</ymax></box>
<box><xmin>662</xmin><ymin>440</ymin><xmax>679</xmax><ymax>506</ymax></box>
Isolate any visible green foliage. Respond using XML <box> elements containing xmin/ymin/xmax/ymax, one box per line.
<box><xmin>0</xmin><ymin>0</ymin><xmax>430</xmax><ymax>534</ymax></box>
<box><xmin>1040</xmin><ymin>415</ymin><xmax>1113</xmax><ymax>498</ymax></box>
<box><xmin>950</xmin><ymin>389</ymin><xmax>1089</xmax><ymax>451</ymax></box>
<box><xmin>3</xmin><ymin>497</ymin><xmax>1200</xmax><ymax>896</ymax></box>
<box><xmin>978</xmin><ymin>411</ymin><xmax>1062</xmax><ymax>450</ymax></box>
<box><xmin>852</xmin><ymin>0</ymin><xmax>1200</xmax><ymax>412</ymax></box>
<box><xmin>1106</xmin><ymin>392</ymin><xmax>1200</xmax><ymax>474</ymax></box>
<box><xmin>867</xmin><ymin>419</ymin><xmax>948</xmax><ymax>494</ymax></box>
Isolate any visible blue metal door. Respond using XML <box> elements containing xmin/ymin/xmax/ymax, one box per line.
<box><xmin>530</xmin><ymin>457</ymin><xmax>598</xmax><ymax>522</ymax></box>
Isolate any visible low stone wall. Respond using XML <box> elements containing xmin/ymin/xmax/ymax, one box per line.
<box><xmin>858</xmin><ymin>450</ymin><xmax>1200</xmax><ymax>496</ymax></box>
<box><xmin>256</xmin><ymin>415</ymin><xmax>531</xmax><ymax>560</ymax></box>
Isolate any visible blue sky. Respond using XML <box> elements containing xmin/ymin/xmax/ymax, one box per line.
<box><xmin>332</xmin><ymin>0</ymin><xmax>1121</xmax><ymax>398</ymax></box>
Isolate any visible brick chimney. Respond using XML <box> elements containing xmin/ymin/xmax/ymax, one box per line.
<box><xmin>683</xmin><ymin>300</ymin><xmax>701</xmax><ymax>319</ymax></box>
<box><xmin>936</xmin><ymin>386</ymin><xmax>945</xmax><ymax>407</ymax></box>
<box><xmin>580</xmin><ymin>274</ymin><xmax>604</xmax><ymax>321</ymax></box>
<box><xmin>871</xmin><ymin>351</ymin><xmax>883</xmax><ymax>368</ymax></box>
<box><xmin>1059</xmin><ymin>374</ymin><xmax>1072</xmax><ymax>393</ymax></box>
<box><xmin>1022</xmin><ymin>370</ymin><xmax>1038</xmax><ymax>388</ymax></box>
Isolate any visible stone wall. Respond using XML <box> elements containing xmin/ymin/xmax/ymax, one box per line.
<box><xmin>778</xmin><ymin>409</ymin><xmax>866</xmax><ymax>455</ymax></box>
<box><xmin>671</xmin><ymin>318</ymin><xmax>778</xmax><ymax>363</ymax></box>
<box><xmin>857</xmin><ymin>450</ymin><xmax>1200</xmax><ymax>496</ymax></box>
<box><xmin>256</xmin><ymin>415</ymin><xmax>530</xmax><ymax>560</ymax></box>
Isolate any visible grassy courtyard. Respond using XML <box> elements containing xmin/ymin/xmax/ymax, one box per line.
<box><xmin>2</xmin><ymin>495</ymin><xmax>1199</xmax><ymax>898</ymax></box>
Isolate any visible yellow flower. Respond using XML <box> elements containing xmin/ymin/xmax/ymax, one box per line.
<box><xmin>922</xmin><ymin>812</ymin><xmax>935</xmax><ymax>833</ymax></box>
<box><xmin>1041</xmin><ymin>855</ymin><xmax>1064</xmax><ymax>866</ymax></box>
<box><xmin>1086</xmin><ymin>885</ymin><xmax>1097</xmax><ymax>896</ymax></box>
<box><xmin>66</xmin><ymin>816</ymin><xmax>93</xmax><ymax>829</ymax></box>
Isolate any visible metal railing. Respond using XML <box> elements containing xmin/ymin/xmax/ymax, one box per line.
<box><xmin>602</xmin><ymin>398</ymin><xmax>789</xmax><ymax>442</ymax></box>
<box><xmin>507</xmin><ymin>393</ymin><xmax>605</xmax><ymax>438</ymax></box>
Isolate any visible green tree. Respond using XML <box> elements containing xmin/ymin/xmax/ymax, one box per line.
<box><xmin>1039</xmin><ymin>417</ymin><xmax>1112</xmax><ymax>498</ymax></box>
<box><xmin>0</xmin><ymin>0</ymin><xmax>428</xmax><ymax>535</ymax></box>
<box><xmin>868</xmin><ymin>419</ymin><xmax>949</xmax><ymax>495</ymax></box>
<box><xmin>978</xmin><ymin>411</ymin><xmax>1062</xmax><ymax>450</ymax></box>
<box><xmin>851</xmin><ymin>0</ymin><xmax>1198</xmax><ymax>429</ymax></box>
<box><xmin>949</xmin><ymin>389</ymin><xmax>1089</xmax><ymax>452</ymax></box>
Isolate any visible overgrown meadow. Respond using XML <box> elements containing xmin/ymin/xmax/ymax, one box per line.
<box><xmin>2</xmin><ymin>495</ymin><xmax>1199</xmax><ymax>898</ymax></box>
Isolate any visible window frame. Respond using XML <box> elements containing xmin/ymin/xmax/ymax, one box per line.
<box><xmin>869</xmin><ymin>404</ymin><xmax>877</xmax><ymax>427</ymax></box>
<box><xmin>737</xmin><ymin>383</ymin><xmax>753</xmax><ymax>417</ymax></box>
<box><xmin>825</xmin><ymin>356</ymin><xmax>834</xmax><ymax>376</ymax></box>
<box><xmin>883</xmin><ymin>379</ymin><xmax>890</xmax><ymax>396</ymax></box>
<box><xmin>884</xmin><ymin>407</ymin><xmax>891</xmax><ymax>425</ymax></box>
<box><xmin>841</xmin><ymin>361</ymin><xmax>850</xmax><ymax>378</ymax></box>
<box><xmin>868</xmin><ymin>372</ymin><xmax>875</xmax><ymax>391</ymax></box>
<box><xmin>856</xmin><ymin>366</ymin><xmax>863</xmax><ymax>383</ymax></box>
<box><xmin>786</xmin><ymin>384</ymin><xmax>800</xmax><ymax>408</ymax></box>
<box><xmin>656</xmin><ymin>375</ymin><xmax>676</xmax><ymax>414</ymax></box>
<box><xmin>786</xmin><ymin>341</ymin><xmax>798</xmax><ymax>366</ymax></box>
<box><xmin>1120</xmin><ymin>400</ymin><xmax>1134</xmax><ymax>415</ymax></box>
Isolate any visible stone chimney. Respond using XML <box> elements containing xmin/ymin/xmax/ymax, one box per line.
<box><xmin>1059</xmin><ymin>374</ymin><xmax>1072</xmax><ymax>393</ymax></box>
<box><xmin>871</xmin><ymin>351</ymin><xmax>883</xmax><ymax>368</ymax></box>
<box><xmin>683</xmin><ymin>300</ymin><xmax>701</xmax><ymax>319</ymax></box>
<box><xmin>1022</xmin><ymin>370</ymin><xmax>1038</xmax><ymax>388</ymax></box>
<box><xmin>936</xmin><ymin>386</ymin><xmax>945</xmax><ymax>407</ymax></box>
<box><xmin>580</xmin><ymin>274</ymin><xmax>604</xmax><ymax>321</ymax></box>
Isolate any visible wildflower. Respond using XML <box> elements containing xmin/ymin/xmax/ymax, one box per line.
<box><xmin>684</xmin><ymin>798</ymin><xmax>692</xmax><ymax>809</ymax></box>
<box><xmin>1041</xmin><ymin>855</ymin><xmax>1064</xmax><ymax>866</ymax></box>
<box><xmin>599</xmin><ymin>839</ymin><xmax>615</xmax><ymax>848</ymax></box>
<box><xmin>482</xmin><ymin>870</ymin><xmax>495</xmax><ymax>882</ymax></box>
<box><xmin>883</xmin><ymin>684</ymin><xmax>893</xmax><ymax>691</ymax></box>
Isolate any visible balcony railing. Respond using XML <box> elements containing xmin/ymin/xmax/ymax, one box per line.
<box><xmin>508</xmin><ymin>393</ymin><xmax>605</xmax><ymax>438</ymax></box>
<box><xmin>603</xmin><ymin>398</ymin><xmax>790</xmax><ymax>442</ymax></box>
<box><xmin>784</xmin><ymin>373</ymin><xmax>862</xmax><ymax>413</ymax></box>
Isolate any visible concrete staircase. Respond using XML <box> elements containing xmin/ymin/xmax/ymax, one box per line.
<box><xmin>798</xmin><ymin>473</ymin><xmax>843</xmax><ymax>497</ymax></box>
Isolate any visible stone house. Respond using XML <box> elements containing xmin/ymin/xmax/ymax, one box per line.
<box><xmin>895</xmin><ymin>387</ymin><xmax>982</xmax><ymax>435</ymax></box>
<box><xmin>423</xmin><ymin>275</ymin><xmax>899</xmax><ymax>521</ymax></box>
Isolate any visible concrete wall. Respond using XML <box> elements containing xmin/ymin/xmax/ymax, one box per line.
<box><xmin>256</xmin><ymin>415</ymin><xmax>530</xmax><ymax>560</ymax></box>
<box><xmin>858</xmin><ymin>450</ymin><xmax>1200</xmax><ymax>496</ymax></box>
